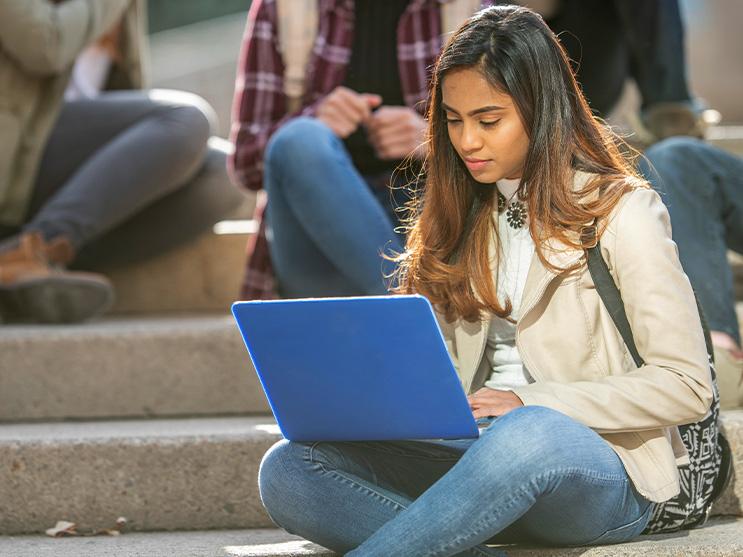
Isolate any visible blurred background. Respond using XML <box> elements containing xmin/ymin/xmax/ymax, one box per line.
<box><xmin>146</xmin><ymin>0</ymin><xmax>743</xmax><ymax>139</ymax></box>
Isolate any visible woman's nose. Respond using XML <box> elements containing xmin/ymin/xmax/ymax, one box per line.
<box><xmin>459</xmin><ymin>123</ymin><xmax>483</xmax><ymax>153</ymax></box>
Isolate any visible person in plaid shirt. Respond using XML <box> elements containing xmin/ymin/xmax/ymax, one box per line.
<box><xmin>229</xmin><ymin>0</ymin><xmax>490</xmax><ymax>299</ymax></box>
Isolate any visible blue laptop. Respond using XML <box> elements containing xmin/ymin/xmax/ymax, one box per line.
<box><xmin>231</xmin><ymin>294</ymin><xmax>479</xmax><ymax>442</ymax></box>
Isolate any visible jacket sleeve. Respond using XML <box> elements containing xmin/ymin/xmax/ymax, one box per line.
<box><xmin>227</xmin><ymin>0</ymin><xmax>321</xmax><ymax>192</ymax></box>
<box><xmin>0</xmin><ymin>0</ymin><xmax>129</xmax><ymax>75</ymax></box>
<box><xmin>512</xmin><ymin>187</ymin><xmax>714</xmax><ymax>433</ymax></box>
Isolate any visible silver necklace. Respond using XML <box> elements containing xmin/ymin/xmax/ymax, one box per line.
<box><xmin>497</xmin><ymin>191</ymin><xmax>527</xmax><ymax>229</ymax></box>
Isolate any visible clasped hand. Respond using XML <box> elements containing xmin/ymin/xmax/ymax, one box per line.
<box><xmin>315</xmin><ymin>86</ymin><xmax>427</xmax><ymax>159</ymax></box>
<box><xmin>468</xmin><ymin>387</ymin><xmax>524</xmax><ymax>419</ymax></box>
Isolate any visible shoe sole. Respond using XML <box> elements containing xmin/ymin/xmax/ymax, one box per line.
<box><xmin>0</xmin><ymin>275</ymin><xmax>115</xmax><ymax>324</ymax></box>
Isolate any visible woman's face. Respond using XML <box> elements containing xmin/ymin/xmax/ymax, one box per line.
<box><xmin>441</xmin><ymin>67</ymin><xmax>530</xmax><ymax>183</ymax></box>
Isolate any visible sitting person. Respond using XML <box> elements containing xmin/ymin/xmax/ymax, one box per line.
<box><xmin>0</xmin><ymin>0</ymin><xmax>244</xmax><ymax>323</ymax></box>
<box><xmin>639</xmin><ymin>137</ymin><xmax>743</xmax><ymax>409</ymax></box>
<box><xmin>257</xmin><ymin>6</ymin><xmax>715</xmax><ymax>554</ymax></box>
<box><xmin>229</xmin><ymin>0</ymin><xmax>487</xmax><ymax>299</ymax></box>
<box><xmin>540</xmin><ymin>0</ymin><xmax>705</xmax><ymax>142</ymax></box>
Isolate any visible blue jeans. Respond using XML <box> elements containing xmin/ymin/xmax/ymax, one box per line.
<box><xmin>547</xmin><ymin>0</ymin><xmax>690</xmax><ymax>115</ymax></box>
<box><xmin>263</xmin><ymin>117</ymin><xmax>406</xmax><ymax>298</ymax></box>
<box><xmin>639</xmin><ymin>137</ymin><xmax>743</xmax><ymax>344</ymax></box>
<box><xmin>259</xmin><ymin>406</ymin><xmax>653</xmax><ymax>556</ymax></box>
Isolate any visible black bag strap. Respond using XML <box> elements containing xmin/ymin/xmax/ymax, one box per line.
<box><xmin>585</xmin><ymin>240</ymin><xmax>730</xmax><ymax>513</ymax></box>
<box><xmin>585</xmin><ymin>243</ymin><xmax>645</xmax><ymax>367</ymax></box>
<box><xmin>585</xmin><ymin>243</ymin><xmax>714</xmax><ymax>363</ymax></box>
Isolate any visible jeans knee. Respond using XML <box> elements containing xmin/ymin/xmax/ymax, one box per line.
<box><xmin>151</xmin><ymin>88</ymin><xmax>217</xmax><ymax>135</ymax></box>
<box><xmin>478</xmin><ymin>407</ymin><xmax>577</xmax><ymax>469</ymax></box>
<box><xmin>643</xmin><ymin>137</ymin><xmax>707</xmax><ymax>175</ymax></box>
<box><xmin>258</xmin><ymin>440</ymin><xmax>305</xmax><ymax>526</ymax></box>
<box><xmin>166</xmin><ymin>105</ymin><xmax>212</xmax><ymax>158</ymax></box>
<box><xmin>265</xmin><ymin>117</ymin><xmax>339</xmax><ymax>180</ymax></box>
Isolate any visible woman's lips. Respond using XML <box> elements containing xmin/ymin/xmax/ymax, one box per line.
<box><xmin>464</xmin><ymin>158</ymin><xmax>491</xmax><ymax>171</ymax></box>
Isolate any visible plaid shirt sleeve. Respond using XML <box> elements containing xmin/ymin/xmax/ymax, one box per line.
<box><xmin>227</xmin><ymin>0</ymin><xmax>319</xmax><ymax>192</ymax></box>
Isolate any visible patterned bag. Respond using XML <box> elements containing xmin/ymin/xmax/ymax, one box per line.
<box><xmin>586</xmin><ymin>242</ymin><xmax>732</xmax><ymax>533</ymax></box>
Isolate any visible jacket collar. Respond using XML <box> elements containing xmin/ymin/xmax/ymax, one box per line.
<box><xmin>454</xmin><ymin>170</ymin><xmax>595</xmax><ymax>391</ymax></box>
<box><xmin>513</xmin><ymin>170</ymin><xmax>594</xmax><ymax>319</ymax></box>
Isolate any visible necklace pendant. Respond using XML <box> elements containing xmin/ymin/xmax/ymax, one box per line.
<box><xmin>497</xmin><ymin>192</ymin><xmax>507</xmax><ymax>213</ymax></box>
<box><xmin>496</xmin><ymin>191</ymin><xmax>526</xmax><ymax>229</ymax></box>
<box><xmin>505</xmin><ymin>201</ymin><xmax>527</xmax><ymax>229</ymax></box>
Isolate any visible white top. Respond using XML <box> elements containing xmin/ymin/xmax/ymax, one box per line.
<box><xmin>483</xmin><ymin>178</ymin><xmax>535</xmax><ymax>391</ymax></box>
<box><xmin>64</xmin><ymin>46</ymin><xmax>112</xmax><ymax>101</ymax></box>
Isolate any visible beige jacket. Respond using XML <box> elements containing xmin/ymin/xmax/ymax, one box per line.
<box><xmin>438</xmin><ymin>171</ymin><xmax>713</xmax><ymax>503</ymax></box>
<box><xmin>0</xmin><ymin>0</ymin><xmax>147</xmax><ymax>226</ymax></box>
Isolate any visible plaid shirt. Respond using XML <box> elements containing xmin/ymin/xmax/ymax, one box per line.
<box><xmin>229</xmin><ymin>0</ymin><xmax>487</xmax><ymax>299</ymax></box>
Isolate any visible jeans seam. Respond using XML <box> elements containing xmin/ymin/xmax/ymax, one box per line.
<box><xmin>327</xmin><ymin>469</ymin><xmax>408</xmax><ymax>512</ymax></box>
<box><xmin>427</xmin><ymin>468</ymin><xmax>629</xmax><ymax>556</ymax></box>
<box><xmin>431</xmin><ymin>482</ymin><xmax>533</xmax><ymax>557</ymax></box>
<box><xmin>307</xmin><ymin>442</ymin><xmax>408</xmax><ymax>513</ymax></box>
<box><xmin>582</xmin><ymin>499</ymin><xmax>653</xmax><ymax>546</ymax></box>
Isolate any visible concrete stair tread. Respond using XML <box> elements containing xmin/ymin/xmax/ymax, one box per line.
<box><xmin>0</xmin><ymin>416</ymin><xmax>281</xmax><ymax>534</ymax></box>
<box><xmin>1</xmin><ymin>412</ymin><xmax>741</xmax><ymax>535</ymax></box>
<box><xmin>103</xmin><ymin>226</ymin><xmax>252</xmax><ymax>315</ymax></box>
<box><xmin>0</xmin><ymin>313</ymin><xmax>236</xmax><ymax>339</ymax></box>
<box><xmin>0</xmin><ymin>415</ymin><xmax>279</xmax><ymax>443</ymax></box>
<box><xmin>3</xmin><ymin>305</ymin><xmax>741</xmax><ymax>423</ymax></box>
<box><xmin>0</xmin><ymin>313</ymin><xmax>270</xmax><ymax>421</ymax></box>
<box><xmin>1</xmin><ymin>518</ymin><xmax>743</xmax><ymax>557</ymax></box>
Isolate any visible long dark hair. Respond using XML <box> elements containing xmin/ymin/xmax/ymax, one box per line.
<box><xmin>394</xmin><ymin>5</ymin><xmax>644</xmax><ymax>322</ymax></box>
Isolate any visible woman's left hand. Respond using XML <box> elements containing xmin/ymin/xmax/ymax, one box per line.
<box><xmin>468</xmin><ymin>388</ymin><xmax>524</xmax><ymax>418</ymax></box>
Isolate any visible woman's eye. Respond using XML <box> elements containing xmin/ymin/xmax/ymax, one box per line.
<box><xmin>446</xmin><ymin>118</ymin><xmax>461</xmax><ymax>124</ymax></box>
<box><xmin>480</xmin><ymin>120</ymin><xmax>500</xmax><ymax>128</ymax></box>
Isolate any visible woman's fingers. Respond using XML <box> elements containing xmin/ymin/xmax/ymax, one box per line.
<box><xmin>468</xmin><ymin>388</ymin><xmax>524</xmax><ymax>417</ymax></box>
<box><xmin>472</xmin><ymin>407</ymin><xmax>500</xmax><ymax>419</ymax></box>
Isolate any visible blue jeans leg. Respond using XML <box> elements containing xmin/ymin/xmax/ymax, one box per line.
<box><xmin>639</xmin><ymin>137</ymin><xmax>743</xmax><ymax>344</ymax></box>
<box><xmin>258</xmin><ymin>407</ymin><xmax>653</xmax><ymax>556</ymax></box>
<box><xmin>263</xmin><ymin>117</ymin><xmax>404</xmax><ymax>298</ymax></box>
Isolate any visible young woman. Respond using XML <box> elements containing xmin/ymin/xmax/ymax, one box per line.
<box><xmin>257</xmin><ymin>6</ymin><xmax>713</xmax><ymax>555</ymax></box>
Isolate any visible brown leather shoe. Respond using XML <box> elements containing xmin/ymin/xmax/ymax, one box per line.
<box><xmin>43</xmin><ymin>235</ymin><xmax>76</xmax><ymax>267</ymax></box>
<box><xmin>0</xmin><ymin>232</ymin><xmax>114</xmax><ymax>323</ymax></box>
<box><xmin>642</xmin><ymin>102</ymin><xmax>707</xmax><ymax>143</ymax></box>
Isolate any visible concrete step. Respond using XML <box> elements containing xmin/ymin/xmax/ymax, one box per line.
<box><xmin>0</xmin><ymin>314</ymin><xmax>269</xmax><ymax>422</ymax></box>
<box><xmin>104</xmin><ymin>224</ymin><xmax>255</xmax><ymax>315</ymax></box>
<box><xmin>713</xmin><ymin>409</ymin><xmax>743</xmax><ymax>518</ymax></box>
<box><xmin>1</xmin><ymin>518</ymin><xmax>742</xmax><ymax>557</ymax></box>
<box><xmin>708</xmin><ymin>125</ymin><xmax>743</xmax><ymax>158</ymax></box>
<box><xmin>0</xmin><ymin>305</ymin><xmax>739</xmax><ymax>423</ymax></box>
<box><xmin>1</xmin><ymin>412</ymin><xmax>742</xmax><ymax>537</ymax></box>
<box><xmin>0</xmin><ymin>417</ymin><xmax>280</xmax><ymax>535</ymax></box>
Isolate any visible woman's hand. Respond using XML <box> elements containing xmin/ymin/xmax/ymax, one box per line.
<box><xmin>316</xmin><ymin>87</ymin><xmax>382</xmax><ymax>138</ymax></box>
<box><xmin>468</xmin><ymin>388</ymin><xmax>524</xmax><ymax>418</ymax></box>
<box><xmin>366</xmin><ymin>106</ymin><xmax>428</xmax><ymax>160</ymax></box>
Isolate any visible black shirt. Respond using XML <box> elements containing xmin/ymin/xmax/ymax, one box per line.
<box><xmin>342</xmin><ymin>0</ymin><xmax>410</xmax><ymax>176</ymax></box>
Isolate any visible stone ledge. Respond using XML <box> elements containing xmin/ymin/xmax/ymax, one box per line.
<box><xmin>105</xmin><ymin>227</ymin><xmax>252</xmax><ymax>315</ymax></box>
<box><xmin>0</xmin><ymin>315</ymin><xmax>269</xmax><ymax>421</ymax></box>
<box><xmin>0</xmin><ymin>417</ymin><xmax>281</xmax><ymax>535</ymax></box>
<box><xmin>713</xmin><ymin>409</ymin><xmax>743</xmax><ymax>517</ymax></box>
<box><xmin>0</xmin><ymin>412</ymin><xmax>741</xmax><ymax>536</ymax></box>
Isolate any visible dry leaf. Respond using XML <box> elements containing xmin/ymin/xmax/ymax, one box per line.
<box><xmin>46</xmin><ymin>517</ymin><xmax>127</xmax><ymax>538</ymax></box>
<box><xmin>92</xmin><ymin>517</ymin><xmax>127</xmax><ymax>537</ymax></box>
<box><xmin>45</xmin><ymin>521</ymin><xmax>77</xmax><ymax>537</ymax></box>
